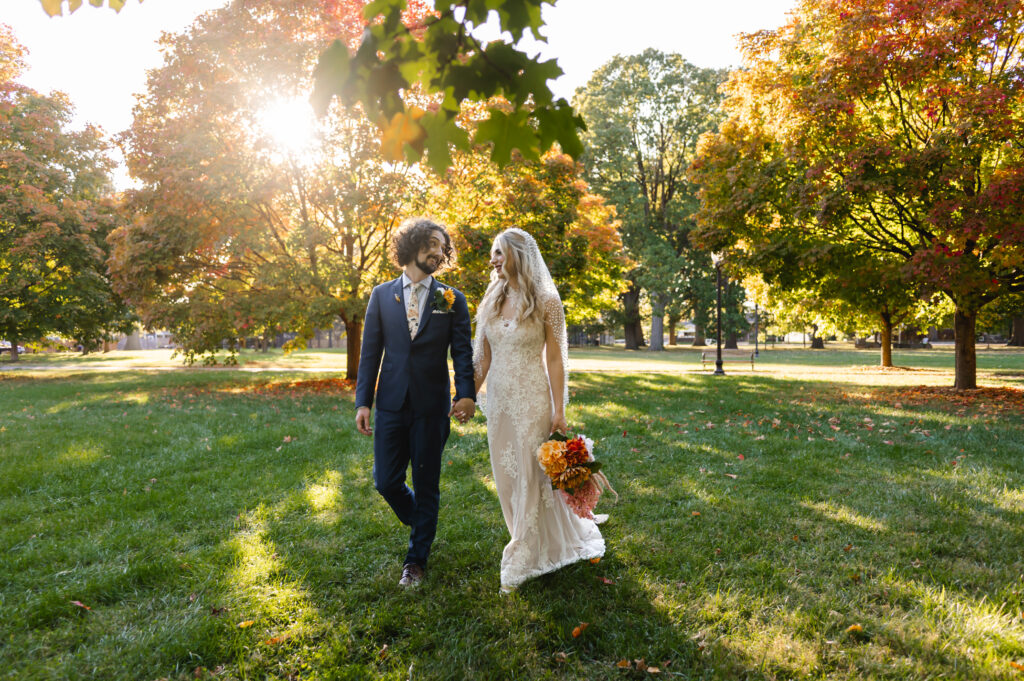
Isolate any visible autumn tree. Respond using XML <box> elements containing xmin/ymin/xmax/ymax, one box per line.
<box><xmin>112</xmin><ymin>0</ymin><xmax>428</xmax><ymax>376</ymax></box>
<box><xmin>419</xmin><ymin>138</ymin><xmax>626</xmax><ymax>326</ymax></box>
<box><xmin>692</xmin><ymin>0</ymin><xmax>1024</xmax><ymax>389</ymax></box>
<box><xmin>0</xmin><ymin>24</ymin><xmax>133</xmax><ymax>361</ymax></box>
<box><xmin>574</xmin><ymin>50</ymin><xmax>728</xmax><ymax>350</ymax></box>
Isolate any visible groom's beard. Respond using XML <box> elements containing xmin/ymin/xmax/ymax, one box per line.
<box><xmin>417</xmin><ymin>255</ymin><xmax>439</xmax><ymax>275</ymax></box>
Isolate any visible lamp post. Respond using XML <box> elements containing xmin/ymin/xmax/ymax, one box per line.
<box><xmin>712</xmin><ymin>253</ymin><xmax>725</xmax><ymax>376</ymax></box>
<box><xmin>754</xmin><ymin>303</ymin><xmax>759</xmax><ymax>358</ymax></box>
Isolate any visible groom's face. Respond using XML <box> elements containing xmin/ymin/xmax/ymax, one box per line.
<box><xmin>415</xmin><ymin>229</ymin><xmax>445</xmax><ymax>275</ymax></box>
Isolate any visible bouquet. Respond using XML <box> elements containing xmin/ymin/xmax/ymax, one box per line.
<box><xmin>536</xmin><ymin>432</ymin><xmax>617</xmax><ymax>519</ymax></box>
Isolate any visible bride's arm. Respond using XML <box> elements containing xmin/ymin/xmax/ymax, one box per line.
<box><xmin>474</xmin><ymin>335</ymin><xmax>491</xmax><ymax>394</ymax></box>
<box><xmin>544</xmin><ymin>316</ymin><xmax>567</xmax><ymax>433</ymax></box>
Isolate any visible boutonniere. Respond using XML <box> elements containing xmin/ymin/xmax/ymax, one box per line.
<box><xmin>394</xmin><ymin>293</ymin><xmax>401</xmax><ymax>303</ymax></box>
<box><xmin>432</xmin><ymin>286</ymin><xmax>456</xmax><ymax>312</ymax></box>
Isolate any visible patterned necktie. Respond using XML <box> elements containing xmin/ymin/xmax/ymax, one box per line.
<box><xmin>407</xmin><ymin>283</ymin><xmax>420</xmax><ymax>338</ymax></box>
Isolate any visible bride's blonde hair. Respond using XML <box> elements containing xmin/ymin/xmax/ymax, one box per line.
<box><xmin>477</xmin><ymin>229</ymin><xmax>546</xmax><ymax>329</ymax></box>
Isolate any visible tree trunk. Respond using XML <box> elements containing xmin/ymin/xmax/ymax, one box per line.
<box><xmin>8</xmin><ymin>339</ymin><xmax>19</xmax><ymax>362</ymax></box>
<box><xmin>725</xmin><ymin>331</ymin><xmax>738</xmax><ymax>349</ymax></box>
<box><xmin>953</xmin><ymin>308</ymin><xmax>977</xmax><ymax>391</ymax></box>
<box><xmin>622</xmin><ymin>283</ymin><xmax>643</xmax><ymax>350</ymax></box>
<box><xmin>667</xmin><ymin>320</ymin><xmax>677</xmax><ymax>346</ymax></box>
<box><xmin>345</xmin><ymin>318</ymin><xmax>362</xmax><ymax>381</ymax></box>
<box><xmin>649</xmin><ymin>293</ymin><xmax>666</xmax><ymax>351</ymax></box>
<box><xmin>691</xmin><ymin>325</ymin><xmax>707</xmax><ymax>347</ymax></box>
<box><xmin>1009</xmin><ymin>316</ymin><xmax>1024</xmax><ymax>347</ymax></box>
<box><xmin>879</xmin><ymin>311</ymin><xmax>893</xmax><ymax>367</ymax></box>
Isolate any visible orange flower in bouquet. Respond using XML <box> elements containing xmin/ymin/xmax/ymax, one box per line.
<box><xmin>536</xmin><ymin>432</ymin><xmax>616</xmax><ymax>519</ymax></box>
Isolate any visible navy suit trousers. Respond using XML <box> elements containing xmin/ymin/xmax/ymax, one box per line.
<box><xmin>372</xmin><ymin>404</ymin><xmax>450</xmax><ymax>567</ymax></box>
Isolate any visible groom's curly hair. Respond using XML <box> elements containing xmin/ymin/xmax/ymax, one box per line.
<box><xmin>390</xmin><ymin>217</ymin><xmax>456</xmax><ymax>270</ymax></box>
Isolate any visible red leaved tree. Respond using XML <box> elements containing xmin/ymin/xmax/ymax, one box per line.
<box><xmin>692</xmin><ymin>0</ymin><xmax>1024</xmax><ymax>389</ymax></box>
<box><xmin>111</xmin><ymin>0</ymin><xmax>429</xmax><ymax>376</ymax></box>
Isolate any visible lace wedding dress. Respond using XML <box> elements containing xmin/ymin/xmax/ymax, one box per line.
<box><xmin>481</xmin><ymin>293</ymin><xmax>605</xmax><ymax>590</ymax></box>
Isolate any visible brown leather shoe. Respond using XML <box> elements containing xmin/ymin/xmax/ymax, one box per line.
<box><xmin>398</xmin><ymin>563</ymin><xmax>424</xmax><ymax>588</ymax></box>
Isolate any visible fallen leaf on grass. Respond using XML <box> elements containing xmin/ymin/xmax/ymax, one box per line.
<box><xmin>737</xmin><ymin>454</ymin><xmax>745</xmax><ymax>460</ymax></box>
<box><xmin>237</xmin><ymin>620</ymin><xmax>255</xmax><ymax>628</ymax></box>
<box><xmin>598</xmin><ymin>576</ymin><xmax>616</xmax><ymax>585</ymax></box>
<box><xmin>70</xmin><ymin>600</ymin><xmax>91</xmax><ymax>611</ymax></box>
<box><xmin>553</xmin><ymin>652</ymin><xmax>568</xmax><ymax>663</ymax></box>
<box><xmin>723</xmin><ymin>473</ymin><xmax>738</xmax><ymax>479</ymax></box>
<box><xmin>843</xmin><ymin>544</ymin><xmax>853</xmax><ymax>552</ymax></box>
<box><xmin>590</xmin><ymin>557</ymin><xmax>601</xmax><ymax>564</ymax></box>
<box><xmin>265</xmin><ymin>634</ymin><xmax>290</xmax><ymax>645</ymax></box>
<box><xmin>572</xmin><ymin>622</ymin><xmax>590</xmax><ymax>638</ymax></box>
<box><xmin>691</xmin><ymin>511</ymin><xmax>701</xmax><ymax>517</ymax></box>
<box><xmin>377</xmin><ymin>644</ymin><xmax>388</xmax><ymax>659</ymax></box>
<box><xmin>1009</xmin><ymin>661</ymin><xmax>1024</xmax><ymax>671</ymax></box>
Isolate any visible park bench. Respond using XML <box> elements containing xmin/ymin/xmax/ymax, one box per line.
<box><xmin>700</xmin><ymin>350</ymin><xmax>755</xmax><ymax>371</ymax></box>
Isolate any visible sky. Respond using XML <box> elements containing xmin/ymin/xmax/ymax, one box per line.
<box><xmin>4</xmin><ymin>0</ymin><xmax>798</xmax><ymax>182</ymax></box>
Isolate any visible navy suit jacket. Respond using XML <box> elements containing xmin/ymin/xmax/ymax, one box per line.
<box><xmin>355</xmin><ymin>276</ymin><xmax>475</xmax><ymax>416</ymax></box>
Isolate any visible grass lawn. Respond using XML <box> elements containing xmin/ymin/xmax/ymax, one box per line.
<box><xmin>1</xmin><ymin>351</ymin><xmax>1023</xmax><ymax>680</ymax></box>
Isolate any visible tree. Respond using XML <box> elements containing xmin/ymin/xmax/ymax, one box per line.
<box><xmin>418</xmin><ymin>138</ymin><xmax>626</xmax><ymax>325</ymax></box>
<box><xmin>0</xmin><ymin>24</ymin><xmax>133</xmax><ymax>361</ymax></box>
<box><xmin>574</xmin><ymin>50</ymin><xmax>727</xmax><ymax>350</ymax></box>
<box><xmin>311</xmin><ymin>0</ymin><xmax>585</xmax><ymax>174</ymax></box>
<box><xmin>692</xmin><ymin>0</ymin><xmax>1024</xmax><ymax>390</ymax></box>
<box><xmin>111</xmin><ymin>0</ymin><xmax>419</xmax><ymax>377</ymax></box>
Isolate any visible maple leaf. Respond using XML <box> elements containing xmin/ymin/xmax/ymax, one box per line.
<box><xmin>616</xmin><ymin>659</ymin><xmax>631</xmax><ymax>668</ymax></box>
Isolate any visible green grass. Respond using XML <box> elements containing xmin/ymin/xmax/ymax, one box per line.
<box><xmin>1</xmin><ymin>358</ymin><xmax>1023</xmax><ymax>680</ymax></box>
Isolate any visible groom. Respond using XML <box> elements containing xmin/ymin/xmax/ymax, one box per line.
<box><xmin>355</xmin><ymin>217</ymin><xmax>476</xmax><ymax>588</ymax></box>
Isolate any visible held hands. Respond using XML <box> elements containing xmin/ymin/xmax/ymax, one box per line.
<box><xmin>355</xmin><ymin>406</ymin><xmax>373</xmax><ymax>436</ymax></box>
<box><xmin>550</xmin><ymin>412</ymin><xmax>568</xmax><ymax>435</ymax></box>
<box><xmin>449</xmin><ymin>397</ymin><xmax>476</xmax><ymax>424</ymax></box>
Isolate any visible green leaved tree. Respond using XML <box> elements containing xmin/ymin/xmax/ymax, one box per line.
<box><xmin>574</xmin><ymin>50</ymin><xmax>728</xmax><ymax>350</ymax></box>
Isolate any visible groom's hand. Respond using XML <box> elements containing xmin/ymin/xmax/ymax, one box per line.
<box><xmin>355</xmin><ymin>406</ymin><xmax>373</xmax><ymax>436</ymax></box>
<box><xmin>449</xmin><ymin>398</ymin><xmax>475</xmax><ymax>424</ymax></box>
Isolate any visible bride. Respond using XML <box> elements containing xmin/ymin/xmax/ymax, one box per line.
<box><xmin>472</xmin><ymin>228</ymin><xmax>605</xmax><ymax>592</ymax></box>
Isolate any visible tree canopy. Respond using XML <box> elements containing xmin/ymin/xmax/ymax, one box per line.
<box><xmin>311</xmin><ymin>0</ymin><xmax>585</xmax><ymax>174</ymax></box>
<box><xmin>0</xmin><ymin>24</ymin><xmax>133</xmax><ymax>359</ymax></box>
<box><xmin>575</xmin><ymin>50</ymin><xmax>728</xmax><ymax>350</ymax></box>
<box><xmin>692</xmin><ymin>0</ymin><xmax>1024</xmax><ymax>389</ymax></box>
<box><xmin>111</xmin><ymin>0</ymin><xmax>416</xmax><ymax>375</ymax></box>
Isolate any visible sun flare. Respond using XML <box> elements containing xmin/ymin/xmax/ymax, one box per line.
<box><xmin>255</xmin><ymin>97</ymin><xmax>318</xmax><ymax>159</ymax></box>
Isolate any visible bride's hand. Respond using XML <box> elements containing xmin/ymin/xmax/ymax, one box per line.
<box><xmin>550</xmin><ymin>413</ymin><xmax>568</xmax><ymax>435</ymax></box>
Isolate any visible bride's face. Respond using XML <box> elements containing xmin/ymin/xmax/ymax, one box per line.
<box><xmin>489</xmin><ymin>245</ymin><xmax>507</xmax><ymax>280</ymax></box>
